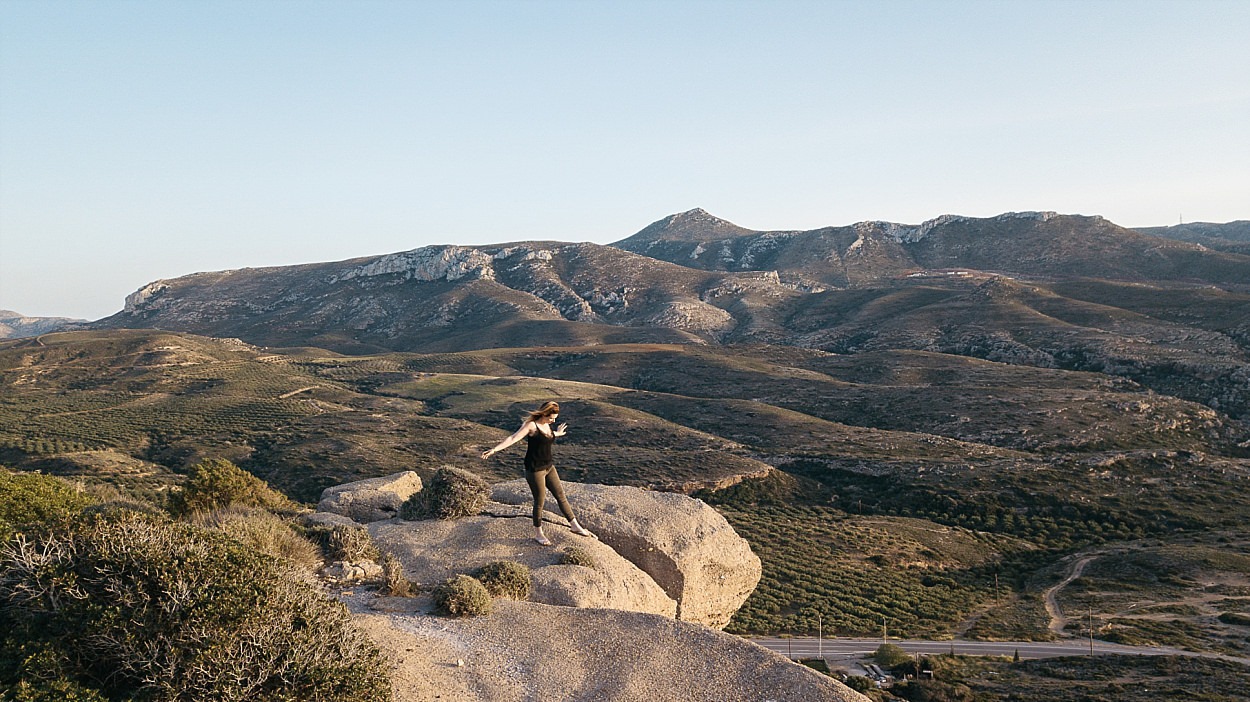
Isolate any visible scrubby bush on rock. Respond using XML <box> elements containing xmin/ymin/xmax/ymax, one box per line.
<box><xmin>399</xmin><ymin>466</ymin><xmax>488</xmax><ymax>520</ymax></box>
<box><xmin>192</xmin><ymin>505</ymin><xmax>324</xmax><ymax>570</ymax></box>
<box><xmin>0</xmin><ymin>509</ymin><xmax>390</xmax><ymax>701</ymax></box>
<box><xmin>0</xmin><ymin>468</ymin><xmax>93</xmax><ymax>542</ymax></box>
<box><xmin>168</xmin><ymin>458</ymin><xmax>295</xmax><ymax>516</ymax></box>
<box><xmin>475</xmin><ymin>560</ymin><xmax>531</xmax><ymax>600</ymax></box>
<box><xmin>379</xmin><ymin>552</ymin><xmax>412</xmax><ymax>597</ymax></box>
<box><xmin>560</xmin><ymin>546</ymin><xmax>597</xmax><ymax>568</ymax></box>
<box><xmin>433</xmin><ymin>574</ymin><xmax>493</xmax><ymax>617</ymax></box>
<box><xmin>321</xmin><ymin>523</ymin><xmax>382</xmax><ymax>562</ymax></box>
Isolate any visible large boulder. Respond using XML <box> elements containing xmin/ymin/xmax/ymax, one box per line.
<box><xmin>349</xmin><ymin>598</ymin><xmax>870</xmax><ymax>702</ymax></box>
<box><xmin>492</xmin><ymin>481</ymin><xmax>761</xmax><ymax>629</ymax></box>
<box><xmin>317</xmin><ymin>471</ymin><xmax>423</xmax><ymax>523</ymax></box>
<box><xmin>369</xmin><ymin>506</ymin><xmax>677</xmax><ymax>618</ymax></box>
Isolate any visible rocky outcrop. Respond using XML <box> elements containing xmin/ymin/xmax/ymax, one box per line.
<box><xmin>314</xmin><ymin>474</ymin><xmax>760</xmax><ymax>628</ymax></box>
<box><xmin>351</xmin><ymin>598</ymin><xmax>870</xmax><ymax>702</ymax></box>
<box><xmin>368</xmin><ymin>506</ymin><xmax>677</xmax><ymax>618</ymax></box>
<box><xmin>317</xmin><ymin>471</ymin><xmax>424</xmax><ymax>523</ymax></box>
<box><xmin>491</xmin><ymin>480</ymin><xmax>761</xmax><ymax>629</ymax></box>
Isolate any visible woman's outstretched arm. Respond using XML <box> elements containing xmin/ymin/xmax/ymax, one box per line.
<box><xmin>482</xmin><ymin>421</ymin><xmax>534</xmax><ymax>459</ymax></box>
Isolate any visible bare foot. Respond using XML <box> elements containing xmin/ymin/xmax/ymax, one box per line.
<box><xmin>571</xmin><ymin>526</ymin><xmax>595</xmax><ymax>538</ymax></box>
<box><xmin>535</xmin><ymin>534</ymin><xmax>553</xmax><ymax>546</ymax></box>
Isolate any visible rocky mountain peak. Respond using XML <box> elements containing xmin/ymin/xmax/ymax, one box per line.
<box><xmin>621</xmin><ymin>208</ymin><xmax>757</xmax><ymax>244</ymax></box>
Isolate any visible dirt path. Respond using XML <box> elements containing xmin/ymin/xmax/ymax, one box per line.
<box><xmin>1044</xmin><ymin>554</ymin><xmax>1098</xmax><ymax>637</ymax></box>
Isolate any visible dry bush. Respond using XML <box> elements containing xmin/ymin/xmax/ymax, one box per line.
<box><xmin>433</xmin><ymin>574</ymin><xmax>493</xmax><ymax>617</ymax></box>
<box><xmin>379</xmin><ymin>553</ymin><xmax>413</xmax><ymax>597</ymax></box>
<box><xmin>323</xmin><ymin>523</ymin><xmax>381</xmax><ymax>562</ymax></box>
<box><xmin>560</xmin><ymin>546</ymin><xmax>597</xmax><ymax>569</ymax></box>
<box><xmin>399</xmin><ymin>466</ymin><xmax>488</xmax><ymax>520</ymax></box>
<box><xmin>0</xmin><ymin>510</ymin><xmax>390</xmax><ymax>701</ymax></box>
<box><xmin>475</xmin><ymin>560</ymin><xmax>531</xmax><ymax>600</ymax></box>
<box><xmin>192</xmin><ymin>506</ymin><xmax>323</xmax><ymax>571</ymax></box>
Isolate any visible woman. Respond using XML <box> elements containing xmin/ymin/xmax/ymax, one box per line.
<box><xmin>481</xmin><ymin>401</ymin><xmax>595</xmax><ymax>545</ymax></box>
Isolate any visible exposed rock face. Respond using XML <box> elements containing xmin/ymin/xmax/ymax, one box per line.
<box><xmin>492</xmin><ymin>480</ymin><xmax>762</xmax><ymax>629</ymax></box>
<box><xmin>351</xmin><ymin>598</ymin><xmax>871</xmax><ymax>702</ymax></box>
<box><xmin>367</xmin><ymin>507</ymin><xmax>677</xmax><ymax>618</ymax></box>
<box><xmin>317</xmin><ymin>471</ymin><xmax>424</xmax><ymax>523</ymax></box>
<box><xmin>314</xmin><ymin>474</ymin><xmax>759</xmax><ymax>626</ymax></box>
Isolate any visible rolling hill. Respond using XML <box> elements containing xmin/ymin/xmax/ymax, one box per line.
<box><xmin>6</xmin><ymin>209</ymin><xmax>1250</xmax><ymax>652</ymax></box>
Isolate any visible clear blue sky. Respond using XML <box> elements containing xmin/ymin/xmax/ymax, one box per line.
<box><xmin>2</xmin><ymin>0</ymin><xmax>1247</xmax><ymax>320</ymax></box>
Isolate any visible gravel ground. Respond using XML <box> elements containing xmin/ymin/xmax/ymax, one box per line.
<box><xmin>342</xmin><ymin>589</ymin><xmax>870</xmax><ymax>702</ymax></box>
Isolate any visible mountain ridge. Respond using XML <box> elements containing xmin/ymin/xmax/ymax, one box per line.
<box><xmin>0</xmin><ymin>311</ymin><xmax>87</xmax><ymax>339</ymax></box>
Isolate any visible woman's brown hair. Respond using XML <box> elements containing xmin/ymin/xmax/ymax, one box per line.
<box><xmin>526</xmin><ymin>401</ymin><xmax>560</xmax><ymax>423</ymax></box>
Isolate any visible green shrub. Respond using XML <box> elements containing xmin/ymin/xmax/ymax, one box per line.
<box><xmin>475</xmin><ymin>560</ymin><xmax>532</xmax><ymax>600</ymax></box>
<box><xmin>0</xmin><ymin>510</ymin><xmax>390</xmax><ymax>701</ymax></box>
<box><xmin>1218</xmin><ymin>611</ymin><xmax>1250</xmax><ymax>626</ymax></box>
<box><xmin>433</xmin><ymin>574</ymin><xmax>493</xmax><ymax>617</ymax></box>
<box><xmin>379</xmin><ymin>553</ymin><xmax>412</xmax><ymax>597</ymax></box>
<box><xmin>168</xmin><ymin>458</ymin><xmax>295</xmax><ymax>516</ymax></box>
<box><xmin>875</xmin><ymin>642</ymin><xmax>914</xmax><ymax>668</ymax></box>
<box><xmin>560</xmin><ymin>546</ymin><xmax>597</xmax><ymax>568</ymax></box>
<box><xmin>399</xmin><ymin>466</ymin><xmax>488</xmax><ymax>520</ymax></box>
<box><xmin>0</xmin><ymin>468</ymin><xmax>93</xmax><ymax>542</ymax></box>
<box><xmin>844</xmin><ymin>675</ymin><xmax>878</xmax><ymax>694</ymax></box>
<box><xmin>192</xmin><ymin>506</ymin><xmax>323</xmax><ymax>570</ymax></box>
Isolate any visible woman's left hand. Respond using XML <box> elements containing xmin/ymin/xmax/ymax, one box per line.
<box><xmin>555</xmin><ymin>422</ymin><xmax>568</xmax><ymax>437</ymax></box>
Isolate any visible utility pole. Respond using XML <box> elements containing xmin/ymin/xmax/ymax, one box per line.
<box><xmin>818</xmin><ymin>613</ymin><xmax>823</xmax><ymax>660</ymax></box>
<box><xmin>882</xmin><ymin>616</ymin><xmax>888</xmax><ymax>645</ymax></box>
<box><xmin>1085</xmin><ymin>607</ymin><xmax>1095</xmax><ymax>654</ymax></box>
<box><xmin>994</xmin><ymin>572</ymin><xmax>1000</xmax><ymax>604</ymax></box>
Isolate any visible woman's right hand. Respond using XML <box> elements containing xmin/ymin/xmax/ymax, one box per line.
<box><xmin>481</xmin><ymin>448</ymin><xmax>494</xmax><ymax>460</ymax></box>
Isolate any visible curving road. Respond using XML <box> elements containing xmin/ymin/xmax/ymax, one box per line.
<box><xmin>747</xmin><ymin>636</ymin><xmax>1250</xmax><ymax>666</ymax></box>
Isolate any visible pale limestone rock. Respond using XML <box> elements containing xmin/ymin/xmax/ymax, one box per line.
<box><xmin>351</xmin><ymin>599</ymin><xmax>871</xmax><ymax>702</ymax></box>
<box><xmin>368</xmin><ymin>513</ymin><xmax>676</xmax><ymax>618</ymax></box>
<box><xmin>317</xmin><ymin>471</ymin><xmax>423</xmax><ymax>523</ymax></box>
<box><xmin>322</xmin><ymin>560</ymin><xmax>383</xmax><ymax>583</ymax></box>
<box><xmin>492</xmin><ymin>481</ymin><xmax>761</xmax><ymax>629</ymax></box>
<box><xmin>302</xmin><ymin>511</ymin><xmax>362</xmax><ymax>529</ymax></box>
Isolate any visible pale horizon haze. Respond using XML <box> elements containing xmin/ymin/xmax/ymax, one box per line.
<box><xmin>2</xmin><ymin>0</ymin><xmax>1248</xmax><ymax>320</ymax></box>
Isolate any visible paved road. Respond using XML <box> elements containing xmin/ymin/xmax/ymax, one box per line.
<box><xmin>746</xmin><ymin>637</ymin><xmax>1250</xmax><ymax>665</ymax></box>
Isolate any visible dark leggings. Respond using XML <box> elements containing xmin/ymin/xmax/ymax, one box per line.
<box><xmin>524</xmin><ymin>465</ymin><xmax>576</xmax><ymax>527</ymax></box>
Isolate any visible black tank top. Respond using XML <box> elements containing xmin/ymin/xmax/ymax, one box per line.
<box><xmin>524</xmin><ymin>429</ymin><xmax>555</xmax><ymax>472</ymax></box>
